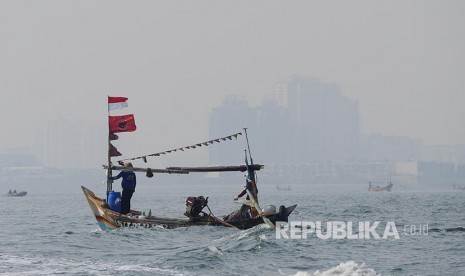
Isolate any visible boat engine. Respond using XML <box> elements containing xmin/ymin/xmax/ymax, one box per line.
<box><xmin>184</xmin><ymin>196</ymin><xmax>208</xmax><ymax>218</ymax></box>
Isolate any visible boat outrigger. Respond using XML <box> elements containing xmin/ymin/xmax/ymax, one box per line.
<box><xmin>82</xmin><ymin>96</ymin><xmax>296</xmax><ymax>230</ymax></box>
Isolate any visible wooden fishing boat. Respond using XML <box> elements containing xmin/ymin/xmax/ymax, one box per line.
<box><xmin>82</xmin><ymin>185</ymin><xmax>296</xmax><ymax>230</ymax></box>
<box><xmin>368</xmin><ymin>181</ymin><xmax>393</xmax><ymax>192</ymax></box>
<box><xmin>82</xmin><ymin>96</ymin><xmax>297</xmax><ymax>230</ymax></box>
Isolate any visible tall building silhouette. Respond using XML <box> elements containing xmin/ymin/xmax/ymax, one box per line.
<box><xmin>209</xmin><ymin>76</ymin><xmax>360</xmax><ymax>165</ymax></box>
<box><xmin>33</xmin><ymin>119</ymin><xmax>105</xmax><ymax>168</ymax></box>
<box><xmin>286</xmin><ymin>76</ymin><xmax>359</xmax><ymax>162</ymax></box>
<box><xmin>209</xmin><ymin>96</ymin><xmax>257</xmax><ymax>164</ymax></box>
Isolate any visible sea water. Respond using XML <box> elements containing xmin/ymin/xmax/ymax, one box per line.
<box><xmin>1</xmin><ymin>180</ymin><xmax>464</xmax><ymax>276</ymax></box>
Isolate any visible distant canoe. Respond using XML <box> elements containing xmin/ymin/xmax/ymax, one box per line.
<box><xmin>276</xmin><ymin>185</ymin><xmax>291</xmax><ymax>191</ymax></box>
<box><xmin>368</xmin><ymin>181</ymin><xmax>393</xmax><ymax>192</ymax></box>
<box><xmin>5</xmin><ymin>191</ymin><xmax>27</xmax><ymax>197</ymax></box>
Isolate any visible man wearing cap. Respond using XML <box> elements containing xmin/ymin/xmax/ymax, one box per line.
<box><xmin>110</xmin><ymin>162</ymin><xmax>136</xmax><ymax>214</ymax></box>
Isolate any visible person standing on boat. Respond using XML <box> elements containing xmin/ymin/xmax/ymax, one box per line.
<box><xmin>109</xmin><ymin>162</ymin><xmax>136</xmax><ymax>214</ymax></box>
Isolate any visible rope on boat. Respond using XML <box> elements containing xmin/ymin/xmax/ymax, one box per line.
<box><xmin>204</xmin><ymin>205</ymin><xmax>237</xmax><ymax>229</ymax></box>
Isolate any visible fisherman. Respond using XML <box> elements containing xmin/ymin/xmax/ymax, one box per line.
<box><xmin>234</xmin><ymin>178</ymin><xmax>255</xmax><ymax>201</ymax></box>
<box><xmin>234</xmin><ymin>178</ymin><xmax>259</xmax><ymax>218</ymax></box>
<box><xmin>109</xmin><ymin>162</ymin><xmax>136</xmax><ymax>214</ymax></box>
<box><xmin>13</xmin><ymin>189</ymin><xmax>16</xmax><ymax>194</ymax></box>
<box><xmin>8</xmin><ymin>189</ymin><xmax>12</xmax><ymax>195</ymax></box>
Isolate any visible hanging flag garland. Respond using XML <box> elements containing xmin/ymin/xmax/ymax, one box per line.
<box><xmin>117</xmin><ymin>132</ymin><xmax>243</xmax><ymax>163</ymax></box>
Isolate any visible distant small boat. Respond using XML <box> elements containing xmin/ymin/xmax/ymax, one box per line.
<box><xmin>276</xmin><ymin>185</ymin><xmax>291</xmax><ymax>191</ymax></box>
<box><xmin>5</xmin><ymin>190</ymin><xmax>27</xmax><ymax>197</ymax></box>
<box><xmin>368</xmin><ymin>181</ymin><xmax>393</xmax><ymax>192</ymax></box>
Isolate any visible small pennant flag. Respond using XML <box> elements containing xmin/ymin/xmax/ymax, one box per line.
<box><xmin>109</xmin><ymin>133</ymin><xmax>119</xmax><ymax>140</ymax></box>
<box><xmin>108</xmin><ymin>96</ymin><xmax>128</xmax><ymax>110</ymax></box>
<box><xmin>115</xmin><ymin>131</ymin><xmax>243</xmax><ymax>163</ymax></box>
<box><xmin>109</xmin><ymin>143</ymin><xmax>122</xmax><ymax>157</ymax></box>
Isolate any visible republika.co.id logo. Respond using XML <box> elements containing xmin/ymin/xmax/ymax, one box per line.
<box><xmin>276</xmin><ymin>221</ymin><xmax>429</xmax><ymax>240</ymax></box>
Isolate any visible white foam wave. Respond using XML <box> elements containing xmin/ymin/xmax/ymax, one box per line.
<box><xmin>207</xmin><ymin>245</ymin><xmax>224</xmax><ymax>257</ymax></box>
<box><xmin>206</xmin><ymin>223</ymin><xmax>271</xmax><ymax>253</ymax></box>
<box><xmin>210</xmin><ymin>223</ymin><xmax>270</xmax><ymax>244</ymax></box>
<box><xmin>0</xmin><ymin>254</ymin><xmax>188</xmax><ymax>276</ymax></box>
<box><xmin>292</xmin><ymin>261</ymin><xmax>378</xmax><ymax>276</ymax></box>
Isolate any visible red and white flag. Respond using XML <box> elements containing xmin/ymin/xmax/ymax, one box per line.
<box><xmin>108</xmin><ymin>96</ymin><xmax>128</xmax><ymax>110</ymax></box>
<box><xmin>109</xmin><ymin>114</ymin><xmax>137</xmax><ymax>133</ymax></box>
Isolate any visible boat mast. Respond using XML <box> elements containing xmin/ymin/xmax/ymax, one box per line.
<box><xmin>243</xmin><ymin>128</ymin><xmax>275</xmax><ymax>228</ymax></box>
<box><xmin>243</xmin><ymin>128</ymin><xmax>258</xmax><ymax>199</ymax></box>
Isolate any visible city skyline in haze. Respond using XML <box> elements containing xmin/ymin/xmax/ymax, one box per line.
<box><xmin>1</xmin><ymin>1</ymin><xmax>464</xmax><ymax>159</ymax></box>
<box><xmin>19</xmin><ymin>76</ymin><xmax>465</xmax><ymax>170</ymax></box>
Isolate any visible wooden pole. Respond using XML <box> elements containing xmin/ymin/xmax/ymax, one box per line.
<box><xmin>104</xmin><ymin>164</ymin><xmax>263</xmax><ymax>174</ymax></box>
<box><xmin>106</xmin><ymin>95</ymin><xmax>112</xmax><ymax>200</ymax></box>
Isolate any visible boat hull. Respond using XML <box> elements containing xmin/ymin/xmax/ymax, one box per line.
<box><xmin>368</xmin><ymin>183</ymin><xmax>393</xmax><ymax>192</ymax></box>
<box><xmin>81</xmin><ymin>186</ymin><xmax>296</xmax><ymax>230</ymax></box>
<box><xmin>5</xmin><ymin>191</ymin><xmax>27</xmax><ymax>197</ymax></box>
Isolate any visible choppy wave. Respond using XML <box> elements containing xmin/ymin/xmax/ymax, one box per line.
<box><xmin>0</xmin><ymin>254</ymin><xmax>188</xmax><ymax>276</ymax></box>
<box><xmin>2</xmin><ymin>186</ymin><xmax>465</xmax><ymax>275</ymax></box>
<box><xmin>292</xmin><ymin>261</ymin><xmax>378</xmax><ymax>276</ymax></box>
<box><xmin>206</xmin><ymin>223</ymin><xmax>272</xmax><ymax>253</ymax></box>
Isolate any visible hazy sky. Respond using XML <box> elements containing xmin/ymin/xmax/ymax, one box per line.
<box><xmin>1</xmin><ymin>1</ymin><xmax>464</xmax><ymax>157</ymax></box>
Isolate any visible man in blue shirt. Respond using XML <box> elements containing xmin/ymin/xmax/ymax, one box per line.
<box><xmin>110</xmin><ymin>162</ymin><xmax>136</xmax><ymax>214</ymax></box>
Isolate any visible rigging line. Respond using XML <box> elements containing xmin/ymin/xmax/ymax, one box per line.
<box><xmin>116</xmin><ymin>131</ymin><xmax>243</xmax><ymax>163</ymax></box>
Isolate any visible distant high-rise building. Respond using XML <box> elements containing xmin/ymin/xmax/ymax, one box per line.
<box><xmin>285</xmin><ymin>76</ymin><xmax>359</xmax><ymax>162</ymax></box>
<box><xmin>422</xmin><ymin>144</ymin><xmax>465</xmax><ymax>164</ymax></box>
<box><xmin>360</xmin><ymin>135</ymin><xmax>423</xmax><ymax>161</ymax></box>
<box><xmin>209</xmin><ymin>96</ymin><xmax>257</xmax><ymax>164</ymax></box>
<box><xmin>33</xmin><ymin>119</ymin><xmax>105</xmax><ymax>169</ymax></box>
<box><xmin>209</xmin><ymin>76</ymin><xmax>360</xmax><ymax>165</ymax></box>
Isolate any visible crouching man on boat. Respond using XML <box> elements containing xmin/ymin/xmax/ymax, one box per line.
<box><xmin>109</xmin><ymin>162</ymin><xmax>136</xmax><ymax>214</ymax></box>
<box><xmin>234</xmin><ymin>178</ymin><xmax>255</xmax><ymax>201</ymax></box>
<box><xmin>232</xmin><ymin>178</ymin><xmax>259</xmax><ymax>218</ymax></box>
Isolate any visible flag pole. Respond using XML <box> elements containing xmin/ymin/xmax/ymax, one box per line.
<box><xmin>243</xmin><ymin>128</ymin><xmax>274</xmax><ymax>227</ymax></box>
<box><xmin>243</xmin><ymin>128</ymin><xmax>254</xmax><ymax>165</ymax></box>
<box><xmin>106</xmin><ymin>95</ymin><xmax>113</xmax><ymax>200</ymax></box>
